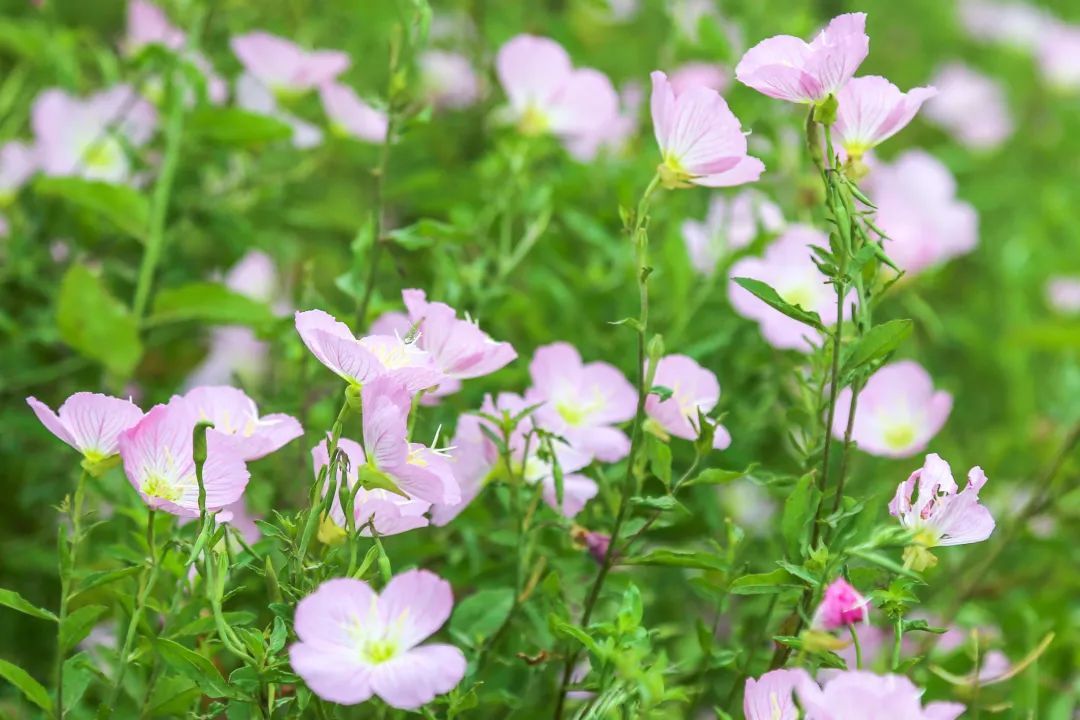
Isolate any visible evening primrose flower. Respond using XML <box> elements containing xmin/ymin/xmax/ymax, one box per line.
<box><xmin>430</xmin><ymin>414</ymin><xmax>496</xmax><ymax>526</ymax></box>
<box><xmin>419</xmin><ymin>50</ymin><xmax>481</xmax><ymax>110</ymax></box>
<box><xmin>832</xmin><ymin>361</ymin><xmax>953</xmax><ymax>459</ymax></box>
<box><xmin>833</xmin><ymin>76</ymin><xmax>936</xmax><ymax>162</ymax></box>
<box><xmin>923</xmin><ymin>63</ymin><xmax>1013</xmax><ymax>150</ymax></box>
<box><xmin>565</xmin><ymin>82</ymin><xmax>643</xmax><ymax>161</ymax></box>
<box><xmin>1046</xmin><ymin>276</ymin><xmax>1080</xmax><ymax>314</ymax></box>
<box><xmin>797</xmin><ymin>671</ymin><xmax>965</xmax><ymax>720</ymax></box>
<box><xmin>668</xmin><ymin>62</ymin><xmax>729</xmax><ymax>94</ymax></box>
<box><xmin>230</xmin><ymin>31</ymin><xmax>349</xmax><ymax>95</ymax></box>
<box><xmin>681</xmin><ymin>189</ymin><xmax>784</xmax><ymax>276</ymax></box>
<box><xmin>124</xmin><ymin>0</ymin><xmax>227</xmax><ymax>104</ymax></box>
<box><xmin>319</xmin><ymin>83</ymin><xmax>388</xmax><ymax>142</ymax></box>
<box><xmin>1</xmin><ymin>141</ymin><xmax>36</xmax><ymax>234</ymax></box>
<box><xmin>235</xmin><ymin>73</ymin><xmax>323</xmax><ymax>149</ymax></box>
<box><xmin>27</xmin><ymin>392</ymin><xmax>144</xmax><ymax>474</ymax></box>
<box><xmin>813</xmin><ymin>578</ymin><xmax>870</xmax><ymax>631</ymax></box>
<box><xmin>289</xmin><ymin>572</ymin><xmax>466</xmax><ymax>709</ymax></box>
<box><xmin>743</xmin><ymin>668</ymin><xmax>812</xmax><ymax>720</ymax></box>
<box><xmin>650</xmin><ymin>70</ymin><xmax>765</xmax><ymax>189</ymax></box>
<box><xmin>177</xmin><ymin>386</ymin><xmax>303</xmax><ymax>461</ymax></box>
<box><xmin>958</xmin><ymin>0</ymin><xmax>1052</xmax><ymax>50</ymax></box>
<box><xmin>1036</xmin><ymin>22</ymin><xmax>1080</xmax><ymax>91</ymax></box>
<box><xmin>644</xmin><ymin>354</ymin><xmax>731</xmax><ymax>449</ymax></box>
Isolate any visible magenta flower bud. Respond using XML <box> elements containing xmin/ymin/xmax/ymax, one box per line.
<box><xmin>813</xmin><ymin>578</ymin><xmax>870</xmax><ymax>631</ymax></box>
<box><xmin>583</xmin><ymin>531</ymin><xmax>611</xmax><ymax>564</ymax></box>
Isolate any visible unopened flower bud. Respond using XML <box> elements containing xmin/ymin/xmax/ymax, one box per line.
<box><xmin>812</xmin><ymin>577</ymin><xmax>869</xmax><ymax>631</ymax></box>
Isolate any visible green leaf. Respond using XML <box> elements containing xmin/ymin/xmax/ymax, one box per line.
<box><xmin>61</xmin><ymin>604</ymin><xmax>109</xmax><ymax>652</ymax></box>
<box><xmin>188</xmin><ymin>107</ymin><xmax>293</xmax><ymax>146</ymax></box>
<box><xmin>780</xmin><ymin>474</ymin><xmax>819</xmax><ymax>558</ymax></box>
<box><xmin>732</xmin><ymin>277</ymin><xmax>825</xmax><ymax>331</ymax></box>
<box><xmin>155</xmin><ymin>638</ymin><xmax>239</xmax><ymax>699</ymax></box>
<box><xmin>842</xmin><ymin>319</ymin><xmax>913</xmax><ymax>374</ymax></box>
<box><xmin>0</xmin><ymin>657</ymin><xmax>54</xmax><ymax>713</ymax></box>
<box><xmin>450</xmin><ymin>588</ymin><xmax>514</xmax><ymax>646</ymax></box>
<box><xmin>35</xmin><ymin>176</ymin><xmax>149</xmax><ymax>241</ymax></box>
<box><xmin>729</xmin><ymin>569</ymin><xmax>801</xmax><ymax>595</ymax></box>
<box><xmin>0</xmin><ymin>588</ymin><xmax>58</xmax><ymax>622</ymax></box>
<box><xmin>57</xmin><ymin>264</ymin><xmax>143</xmax><ymax>377</ymax></box>
<box><xmin>629</xmin><ymin>495</ymin><xmax>683</xmax><ymax>512</ymax></box>
<box><xmin>645</xmin><ymin>435</ymin><xmax>672</xmax><ymax>489</ymax></box>
<box><xmin>172</xmin><ymin>611</ymin><xmax>257</xmax><ymax>639</ymax></box>
<box><xmin>681</xmin><ymin>467</ymin><xmax>748</xmax><ymax>489</ymax></box>
<box><xmin>62</xmin><ymin>653</ymin><xmax>95</xmax><ymax>710</ymax></box>
<box><xmin>268</xmin><ymin>617</ymin><xmax>288</xmax><ymax>654</ymax></box>
<box><xmin>901</xmin><ymin>618</ymin><xmax>947</xmax><ymax>635</ymax></box>
<box><xmin>386</xmin><ymin>219</ymin><xmax>461</xmax><ymax>250</ymax></box>
<box><xmin>621</xmin><ymin>549</ymin><xmax>726</xmax><ymax>571</ymax></box>
<box><xmin>617</xmin><ymin>584</ymin><xmax>643</xmax><ymax>633</ymax></box>
<box><xmin>548</xmin><ymin>615</ymin><xmax>600</xmax><ymax>655</ymax></box>
<box><xmin>74</xmin><ymin>566</ymin><xmax>140</xmax><ymax>596</ymax></box>
<box><xmin>148</xmin><ymin>282</ymin><xmax>277</xmax><ymax>328</ymax></box>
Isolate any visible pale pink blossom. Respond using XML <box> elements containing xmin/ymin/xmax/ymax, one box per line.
<box><xmin>744</xmin><ymin>669</ymin><xmax>813</xmax><ymax>720</ymax></box>
<box><xmin>865</xmin><ymin>150</ymin><xmax>978</xmax><ymax>275</ymax></box>
<box><xmin>177</xmin><ymin>386</ymin><xmax>303</xmax><ymax>461</ymax></box>
<box><xmin>525</xmin><ymin>342</ymin><xmax>636</xmax><ymax>462</ymax></box>
<box><xmin>118</xmin><ymin>401</ymin><xmax>250</xmax><ymax>517</ymax></box>
<box><xmin>419</xmin><ymin>50</ymin><xmax>481</xmax><ymax>110</ymax></box>
<box><xmin>834</xmin><ymin>76</ymin><xmax>936</xmax><ymax>158</ymax></box>
<box><xmin>320</xmin><ymin>83</ymin><xmax>388</xmax><ymax>142</ymax></box>
<box><xmin>719</xmin><ymin>482</ymin><xmax>777</xmax><ymax>536</ymax></box>
<box><xmin>644</xmin><ymin>354</ymin><xmax>731</xmax><ymax>449</ymax></box>
<box><xmin>813</xmin><ymin>578</ymin><xmax>870</xmax><ymax>631</ymax></box>
<box><xmin>231</xmin><ymin>31</ymin><xmax>349</xmax><ymax>94</ymax></box>
<box><xmin>565</xmin><ymin>82</ymin><xmax>643</xmax><ymax>161</ymax></box>
<box><xmin>27</xmin><ymin>392</ymin><xmax>143</xmax><ymax>463</ymax></box>
<box><xmin>890</xmin><ymin>453</ymin><xmax>995</xmax><ymax>548</ymax></box>
<box><xmin>0</xmin><ymin>141</ymin><xmax>36</xmax><ymax>202</ymax></box>
<box><xmin>833</xmin><ymin>361</ymin><xmax>953</xmax><ymax>458</ymax></box>
<box><xmin>682</xmin><ymin>189</ymin><xmax>784</xmax><ymax>276</ymax></box>
<box><xmin>1036</xmin><ymin>22</ymin><xmax>1080</xmax><ymax>91</ymax></box>
<box><xmin>430</xmin><ymin>414</ymin><xmax>497</xmax><ymax>526</ymax></box>
<box><xmin>289</xmin><ymin>572</ymin><xmax>466</xmax><ymax>709</ymax></box>
<box><xmin>736</xmin><ymin>13</ymin><xmax>869</xmax><ymax>104</ymax></box>
<box><xmin>797</xmin><ymin>671</ymin><xmax>965</xmax><ymax>720</ymax></box>
<box><xmin>668</xmin><ymin>62</ymin><xmax>729</xmax><ymax>94</ymax></box>
<box><xmin>651</xmin><ymin>70</ymin><xmax>765</xmax><ymax>188</ymax></box>
<box><xmin>923</xmin><ymin>63</ymin><xmax>1013</xmax><ymax>149</ymax></box>
<box><xmin>123</xmin><ymin>0</ymin><xmax>185</xmax><ymax>54</ymax></box>
<box><xmin>235</xmin><ymin>73</ymin><xmax>323</xmax><ymax>149</ymax></box>
<box><xmin>958</xmin><ymin>0</ymin><xmax>1052</xmax><ymax>50</ymax></box>
<box><xmin>1046</xmin><ymin>276</ymin><xmax>1080</xmax><ymax>314</ymax></box>
<box><xmin>495</xmin><ymin>35</ymin><xmax>619</xmax><ymax>145</ymax></box>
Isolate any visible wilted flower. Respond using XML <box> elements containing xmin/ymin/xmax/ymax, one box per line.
<box><xmin>289</xmin><ymin>572</ymin><xmax>466</xmax><ymax>709</ymax></box>
<box><xmin>235</xmin><ymin>73</ymin><xmax>323</xmax><ymax>149</ymax></box>
<box><xmin>682</xmin><ymin>189</ymin><xmax>784</xmax><ymax>276</ymax></box>
<box><xmin>833</xmin><ymin>76</ymin><xmax>936</xmax><ymax>161</ymax></box>
<box><xmin>419</xmin><ymin>50</ymin><xmax>481</xmax><ymax>110</ymax></box>
<box><xmin>1046</xmin><ymin>276</ymin><xmax>1080</xmax><ymax>314</ymax></box>
<box><xmin>1036</xmin><ymin>22</ymin><xmax>1080</xmax><ymax>91</ymax></box>
<box><xmin>735</xmin><ymin>13</ymin><xmax>869</xmax><ymax>105</ymax></box>
<box><xmin>644</xmin><ymin>354</ymin><xmax>731</xmax><ymax>449</ymax></box>
<box><xmin>27</xmin><ymin>392</ymin><xmax>144</xmax><ymax>472</ymax></box>
<box><xmin>650</xmin><ymin>70</ymin><xmax>765</xmax><ymax>189</ymax></box>
<box><xmin>797</xmin><ymin>670</ymin><xmax>965</xmax><ymax>720</ymax></box>
<box><xmin>177</xmin><ymin>386</ymin><xmax>303</xmax><ymax>461</ymax></box>
<box><xmin>923</xmin><ymin>63</ymin><xmax>1013</xmax><ymax>150</ymax></box>
<box><xmin>813</xmin><ymin>578</ymin><xmax>870</xmax><ymax>631</ymax></box>
<box><xmin>743</xmin><ymin>668</ymin><xmax>811</xmax><ymax>720</ymax></box>
<box><xmin>833</xmin><ymin>361</ymin><xmax>953</xmax><ymax>458</ymax></box>
<box><xmin>230</xmin><ymin>31</ymin><xmax>349</xmax><ymax>95</ymax></box>
<box><xmin>320</xmin><ymin>83</ymin><xmax>388</xmax><ymax>142</ymax></box>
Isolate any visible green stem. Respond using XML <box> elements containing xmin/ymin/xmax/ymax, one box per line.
<box><xmin>54</xmin><ymin>470</ymin><xmax>88</xmax><ymax>719</ymax></box>
<box><xmin>891</xmin><ymin>616</ymin><xmax>903</xmax><ymax>670</ymax></box>
<box><xmin>849</xmin><ymin>623</ymin><xmax>863</xmax><ymax>670</ymax></box>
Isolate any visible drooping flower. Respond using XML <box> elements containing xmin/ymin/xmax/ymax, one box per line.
<box><xmin>832</xmin><ymin>361</ymin><xmax>953</xmax><ymax>458</ymax></box>
<box><xmin>813</xmin><ymin>578</ymin><xmax>870</xmax><ymax>631</ymax></box>
<box><xmin>833</xmin><ymin>76</ymin><xmax>937</xmax><ymax>160</ymax></box>
<box><xmin>430</xmin><ymin>414</ymin><xmax>497</xmax><ymax>526</ymax></box>
<box><xmin>525</xmin><ymin>342</ymin><xmax>636</xmax><ymax>463</ymax></box>
<box><xmin>320</xmin><ymin>83</ymin><xmax>388</xmax><ymax>142</ymax></box>
<box><xmin>864</xmin><ymin>150</ymin><xmax>978</xmax><ymax>275</ymax></box>
<box><xmin>728</xmin><ymin>224</ymin><xmax>844</xmax><ymax>351</ymax></box>
<box><xmin>294</xmin><ymin>309</ymin><xmax>441</xmax><ymax>393</ymax></box>
<box><xmin>681</xmin><ymin>189</ymin><xmax>784</xmax><ymax>276</ymax></box>
<box><xmin>1046</xmin><ymin>276</ymin><xmax>1080</xmax><ymax>314</ymax></box>
<box><xmin>494</xmin><ymin>35</ymin><xmax>619</xmax><ymax>145</ymax></box>
<box><xmin>735</xmin><ymin>13</ymin><xmax>869</xmax><ymax>105</ymax></box>
<box><xmin>1036</xmin><ymin>22</ymin><xmax>1080</xmax><ymax>91</ymax></box>
<box><xmin>923</xmin><ymin>63</ymin><xmax>1013</xmax><ymax>150</ymax></box>
<box><xmin>289</xmin><ymin>572</ymin><xmax>466</xmax><ymax>709</ymax></box>
<box><xmin>565</xmin><ymin>82</ymin><xmax>643</xmax><ymax>161</ymax></box>
<box><xmin>668</xmin><ymin>62</ymin><xmax>730</xmax><ymax>95</ymax></box>
<box><xmin>118</xmin><ymin>400</ymin><xmax>250</xmax><ymax>517</ymax></box>
<box><xmin>958</xmin><ymin>0</ymin><xmax>1052</xmax><ymax>50</ymax></box>
<box><xmin>27</xmin><ymin>392</ymin><xmax>144</xmax><ymax>471</ymax></box>
<box><xmin>644</xmin><ymin>354</ymin><xmax>731</xmax><ymax>449</ymax></box>
<box><xmin>797</xmin><ymin>671</ymin><xmax>965</xmax><ymax>720</ymax></box>
<box><xmin>312</xmin><ymin>438</ymin><xmax>430</xmax><ymax>540</ymax></box>
<box><xmin>230</xmin><ymin>31</ymin><xmax>349</xmax><ymax>95</ymax></box>
<box><xmin>32</xmin><ymin>86</ymin><xmax>157</xmax><ymax>184</ymax></box>
<box><xmin>650</xmin><ymin>70</ymin><xmax>765</xmax><ymax>189</ymax></box>
<box><xmin>419</xmin><ymin>50</ymin><xmax>481</xmax><ymax>110</ymax></box>
<box><xmin>743</xmin><ymin>669</ymin><xmax>813</xmax><ymax>720</ymax></box>
<box><xmin>235</xmin><ymin>73</ymin><xmax>323</xmax><ymax>149</ymax></box>
<box><xmin>177</xmin><ymin>386</ymin><xmax>303</xmax><ymax>461</ymax></box>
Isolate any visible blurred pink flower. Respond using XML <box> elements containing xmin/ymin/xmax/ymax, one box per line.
<box><xmin>797</xmin><ymin>671</ymin><xmax>965</xmax><ymax>719</ymax></box>
<box><xmin>495</xmin><ymin>35</ymin><xmax>619</xmax><ymax>145</ymax></box>
<box><xmin>834</xmin><ymin>76</ymin><xmax>936</xmax><ymax>158</ymax></box>
<box><xmin>744</xmin><ymin>668</ymin><xmax>812</xmax><ymax>720</ymax></box>
<box><xmin>320</xmin><ymin>83</ymin><xmax>388</xmax><ymax>142</ymax></box>
<box><xmin>124</xmin><ymin>0</ymin><xmax>184</xmax><ymax>53</ymax></box>
<box><xmin>644</xmin><ymin>354</ymin><xmax>731</xmax><ymax>449</ymax></box>
<box><xmin>832</xmin><ymin>361</ymin><xmax>953</xmax><ymax>459</ymax></box>
<box><xmin>736</xmin><ymin>13</ymin><xmax>869</xmax><ymax>105</ymax></box>
<box><xmin>682</xmin><ymin>189</ymin><xmax>784</xmax><ymax>276</ymax></box>
<box><xmin>32</xmin><ymin>86</ymin><xmax>157</xmax><ymax>183</ymax></box>
<box><xmin>235</xmin><ymin>73</ymin><xmax>323</xmax><ymax>149</ymax></box>
<box><xmin>0</xmin><ymin>141</ymin><xmax>36</xmax><ymax>232</ymax></box>
<box><xmin>565</xmin><ymin>82</ymin><xmax>643</xmax><ymax>161</ymax></box>
<box><xmin>420</xmin><ymin>50</ymin><xmax>481</xmax><ymax>110</ymax></box>
<box><xmin>923</xmin><ymin>63</ymin><xmax>1013</xmax><ymax>149</ymax></box>
<box><xmin>27</xmin><ymin>392</ymin><xmax>143</xmax><ymax>464</ymax></box>
<box><xmin>1046</xmin><ymin>276</ymin><xmax>1080</xmax><ymax>314</ymax></box>
<box><xmin>728</xmin><ymin>224</ymin><xmax>843</xmax><ymax>351</ymax></box>
<box><xmin>177</xmin><ymin>386</ymin><xmax>302</xmax><ymax>461</ymax></box>
<box><xmin>958</xmin><ymin>0</ymin><xmax>1051</xmax><ymax>50</ymax></box>
<box><xmin>1036</xmin><ymin>22</ymin><xmax>1080</xmax><ymax>91</ymax></box>
<box><xmin>650</xmin><ymin>70</ymin><xmax>764</xmax><ymax>189</ymax></box>
<box><xmin>890</xmin><ymin>453</ymin><xmax>995</xmax><ymax>549</ymax></box>
<box><xmin>289</xmin><ymin>572</ymin><xmax>466</xmax><ymax>709</ymax></box>
<box><xmin>231</xmin><ymin>31</ymin><xmax>349</xmax><ymax>94</ymax></box>
<box><xmin>864</xmin><ymin>150</ymin><xmax>977</xmax><ymax>275</ymax></box>
<box><xmin>813</xmin><ymin>578</ymin><xmax>870</xmax><ymax>631</ymax></box>
<box><xmin>525</xmin><ymin>342</ymin><xmax>636</xmax><ymax>462</ymax></box>
<box><xmin>668</xmin><ymin>62</ymin><xmax>729</xmax><ymax>94</ymax></box>
<box><xmin>430</xmin><ymin>414</ymin><xmax>497</xmax><ymax>526</ymax></box>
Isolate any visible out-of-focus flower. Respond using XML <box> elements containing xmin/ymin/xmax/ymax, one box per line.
<box><xmin>32</xmin><ymin>86</ymin><xmax>157</xmax><ymax>184</ymax></box>
<box><xmin>728</xmin><ymin>224</ymin><xmax>843</xmax><ymax>351</ymax></box>
<box><xmin>565</xmin><ymin>82</ymin><xmax>643</xmax><ymax>161</ymax></box>
<box><xmin>958</xmin><ymin>0</ymin><xmax>1052</xmax><ymax>50</ymax></box>
<box><xmin>813</xmin><ymin>578</ymin><xmax>870</xmax><ymax>631</ymax></box>
<box><xmin>124</xmin><ymin>0</ymin><xmax>226</xmax><ymax>104</ymax></box>
<box><xmin>525</xmin><ymin>342</ymin><xmax>636</xmax><ymax>462</ymax></box>
<box><xmin>682</xmin><ymin>189</ymin><xmax>784</xmax><ymax>276</ymax></box>
<box><xmin>495</xmin><ymin>35</ymin><xmax>619</xmax><ymax>147</ymax></box>
<box><xmin>235</xmin><ymin>73</ymin><xmax>323</xmax><ymax>149</ymax></box>
<box><xmin>736</xmin><ymin>13</ymin><xmax>869</xmax><ymax>105</ymax></box>
<box><xmin>833</xmin><ymin>361</ymin><xmax>953</xmax><ymax>459</ymax></box>
<box><xmin>797</xmin><ymin>671</ymin><xmax>965</xmax><ymax>719</ymax></box>
<box><xmin>833</xmin><ymin>76</ymin><xmax>936</xmax><ymax>160</ymax></box>
<box><xmin>419</xmin><ymin>50</ymin><xmax>481</xmax><ymax>110</ymax></box>
<box><xmin>719</xmin><ymin>482</ymin><xmax>777</xmax><ymax>536</ymax></box>
<box><xmin>644</xmin><ymin>354</ymin><xmax>731</xmax><ymax>449</ymax></box>
<box><xmin>27</xmin><ymin>392</ymin><xmax>143</xmax><ymax>471</ymax></box>
<box><xmin>865</xmin><ymin>150</ymin><xmax>978</xmax><ymax>275</ymax></box>
<box><xmin>320</xmin><ymin>83</ymin><xmax>388</xmax><ymax>142</ymax></box>
<box><xmin>289</xmin><ymin>572</ymin><xmax>466</xmax><ymax>709</ymax></box>
<box><xmin>0</xmin><ymin>141</ymin><xmax>36</xmax><ymax>234</ymax></box>
<box><xmin>231</xmin><ymin>31</ymin><xmax>349</xmax><ymax>95</ymax></box>
<box><xmin>216</xmin><ymin>499</ymin><xmax>261</xmax><ymax>546</ymax></box>
<box><xmin>1046</xmin><ymin>276</ymin><xmax>1080</xmax><ymax>314</ymax></box>
<box><xmin>177</xmin><ymin>386</ymin><xmax>302</xmax><ymax>461</ymax></box>
<box><xmin>1036</xmin><ymin>22</ymin><xmax>1080</xmax><ymax>91</ymax></box>
<box><xmin>430</xmin><ymin>414</ymin><xmax>496</xmax><ymax>526</ymax></box>
<box><xmin>744</xmin><ymin>668</ymin><xmax>812</xmax><ymax>720</ymax></box>
<box><xmin>668</xmin><ymin>62</ymin><xmax>729</xmax><ymax>94</ymax></box>
<box><xmin>923</xmin><ymin>63</ymin><xmax>1013</xmax><ymax>149</ymax></box>
<box><xmin>650</xmin><ymin>70</ymin><xmax>764</xmax><ymax>189</ymax></box>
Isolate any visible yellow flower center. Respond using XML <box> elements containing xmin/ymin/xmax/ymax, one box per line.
<box><xmin>518</xmin><ymin>105</ymin><xmax>550</xmax><ymax>136</ymax></box>
<box><xmin>83</xmin><ymin>137</ymin><xmax>124</xmax><ymax>172</ymax></box>
<box><xmin>363</xmin><ymin>639</ymin><xmax>398</xmax><ymax>664</ymax></box>
<box><xmin>658</xmin><ymin>154</ymin><xmax>693</xmax><ymax>189</ymax></box>
<box><xmin>883</xmin><ymin>423</ymin><xmax>916</xmax><ymax>451</ymax></box>
<box><xmin>142</xmin><ymin>474</ymin><xmax>182</xmax><ymax>502</ymax></box>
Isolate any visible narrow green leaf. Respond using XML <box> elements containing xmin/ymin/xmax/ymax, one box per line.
<box><xmin>780</xmin><ymin>474</ymin><xmax>818</xmax><ymax>558</ymax></box>
<box><xmin>449</xmin><ymin>588</ymin><xmax>514</xmax><ymax>646</ymax></box>
<box><xmin>148</xmin><ymin>282</ymin><xmax>277</xmax><ymax>328</ymax></box>
<box><xmin>629</xmin><ymin>495</ymin><xmax>683</xmax><ymax>512</ymax></box>
<box><xmin>732</xmin><ymin>277</ymin><xmax>825</xmax><ymax>330</ymax></box>
<box><xmin>646</xmin><ymin>435</ymin><xmax>672</xmax><ymax>489</ymax></box>
<box><xmin>0</xmin><ymin>657</ymin><xmax>54</xmax><ymax>713</ymax></box>
<box><xmin>62</xmin><ymin>653</ymin><xmax>95</xmax><ymax>710</ymax></box>
<box><xmin>621</xmin><ymin>549</ymin><xmax>726</xmax><ymax>571</ymax></box>
<box><xmin>681</xmin><ymin>467</ymin><xmax>748</xmax><ymax>489</ymax></box>
<box><xmin>0</xmin><ymin>588</ymin><xmax>58</xmax><ymax>622</ymax></box>
<box><xmin>189</xmin><ymin>107</ymin><xmax>292</xmax><ymax>146</ymax></box>
<box><xmin>842</xmin><ymin>319</ymin><xmax>914</xmax><ymax>374</ymax></box>
<box><xmin>61</xmin><ymin>604</ymin><xmax>108</xmax><ymax>652</ymax></box>
<box><xmin>74</xmin><ymin>566</ymin><xmax>140</xmax><ymax>596</ymax></box>
<box><xmin>56</xmin><ymin>264</ymin><xmax>143</xmax><ymax>377</ymax></box>
<box><xmin>729</xmin><ymin>569</ymin><xmax>801</xmax><ymax>595</ymax></box>
<box><xmin>35</xmin><ymin>176</ymin><xmax>149</xmax><ymax>242</ymax></box>
<box><xmin>155</xmin><ymin>638</ymin><xmax>238</xmax><ymax>699</ymax></box>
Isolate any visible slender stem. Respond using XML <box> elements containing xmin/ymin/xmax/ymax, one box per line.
<box><xmin>891</xmin><ymin>616</ymin><xmax>903</xmax><ymax>670</ymax></box>
<box><xmin>849</xmin><ymin>624</ymin><xmax>863</xmax><ymax>670</ymax></box>
<box><xmin>54</xmin><ymin>470</ymin><xmax>88</xmax><ymax>719</ymax></box>
<box><xmin>810</xmin><ymin>281</ymin><xmax>846</xmax><ymax>550</ymax></box>
<box><xmin>830</xmin><ymin>376</ymin><xmax>863</xmax><ymax>516</ymax></box>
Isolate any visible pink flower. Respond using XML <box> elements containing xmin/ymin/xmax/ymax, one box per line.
<box><xmin>525</xmin><ymin>342</ymin><xmax>636</xmax><ymax>462</ymax></box>
<box><xmin>1036</xmin><ymin>22</ymin><xmax>1080</xmax><ymax>91</ymax></box>
<box><xmin>864</xmin><ymin>150</ymin><xmax>978</xmax><ymax>275</ymax></box>
<box><xmin>668</xmin><ymin>62</ymin><xmax>730</xmax><ymax>95</ymax></box>
<box><xmin>650</xmin><ymin>70</ymin><xmax>765</xmax><ymax>189</ymax></box>
<box><xmin>682</xmin><ymin>189</ymin><xmax>784</xmax><ymax>276</ymax></box>
<box><xmin>834</xmin><ymin>76</ymin><xmax>936</xmax><ymax>158</ymax></box>
<box><xmin>890</xmin><ymin>453</ymin><xmax>995</xmax><ymax>548</ymax></box>
<box><xmin>565</xmin><ymin>82</ymin><xmax>643</xmax><ymax>161</ymax></box>
<box><xmin>230</xmin><ymin>31</ymin><xmax>349</xmax><ymax>94</ymax></box>
<box><xmin>123</xmin><ymin>0</ymin><xmax>185</xmax><ymax>54</ymax></box>
<box><xmin>294</xmin><ymin>309</ymin><xmax>441</xmax><ymax>393</ymax></box>
<box><xmin>832</xmin><ymin>361</ymin><xmax>953</xmax><ymax>458</ymax></box>
<box><xmin>1</xmin><ymin>141</ymin><xmax>37</xmax><ymax>202</ymax></box>
<box><xmin>177</xmin><ymin>386</ymin><xmax>302</xmax><ymax>461</ymax></box>
<box><xmin>644</xmin><ymin>354</ymin><xmax>731</xmax><ymax>449</ymax></box>
<box><xmin>27</xmin><ymin>392</ymin><xmax>143</xmax><ymax>464</ymax></box>
<box><xmin>744</xmin><ymin>669</ymin><xmax>812</xmax><ymax>720</ymax></box>
<box><xmin>495</xmin><ymin>35</ymin><xmax>618</xmax><ymax>144</ymax></box>
<box><xmin>430</xmin><ymin>414</ymin><xmax>497</xmax><ymax>526</ymax></box>
<box><xmin>32</xmin><ymin>86</ymin><xmax>157</xmax><ymax>183</ymax></box>
<box><xmin>797</xmin><ymin>671</ymin><xmax>965</xmax><ymax>720</ymax></box>
<box><xmin>235</xmin><ymin>73</ymin><xmax>323</xmax><ymax>149</ymax></box>
<box><xmin>312</xmin><ymin>438</ymin><xmax>430</xmax><ymax>537</ymax></box>
<box><xmin>813</xmin><ymin>578</ymin><xmax>870</xmax><ymax>631</ymax></box>
<box><xmin>1046</xmin><ymin>276</ymin><xmax>1080</xmax><ymax>314</ymax></box>
<box><xmin>118</xmin><ymin>401</ymin><xmax>250</xmax><ymax>517</ymax></box>
<box><xmin>735</xmin><ymin>13</ymin><xmax>869</xmax><ymax>105</ymax></box>
<box><xmin>958</xmin><ymin>0</ymin><xmax>1051</xmax><ymax>50</ymax></box>
<box><xmin>289</xmin><ymin>572</ymin><xmax>466</xmax><ymax>709</ymax></box>
<box><xmin>923</xmin><ymin>63</ymin><xmax>1013</xmax><ymax>150</ymax></box>
<box><xmin>320</xmin><ymin>83</ymin><xmax>388</xmax><ymax>142</ymax></box>
<box><xmin>728</xmin><ymin>224</ymin><xmax>844</xmax><ymax>351</ymax></box>
<box><xmin>419</xmin><ymin>50</ymin><xmax>481</xmax><ymax>110</ymax></box>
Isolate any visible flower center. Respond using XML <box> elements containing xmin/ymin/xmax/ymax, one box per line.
<box><xmin>362</xmin><ymin>638</ymin><xmax>398</xmax><ymax>664</ymax></box>
<box><xmin>82</xmin><ymin>137</ymin><xmax>125</xmax><ymax>172</ymax></box>
<box><xmin>142</xmin><ymin>474</ymin><xmax>182</xmax><ymax>502</ymax></box>
<box><xmin>518</xmin><ymin>105</ymin><xmax>550</xmax><ymax>136</ymax></box>
<box><xmin>883</xmin><ymin>423</ymin><xmax>916</xmax><ymax>451</ymax></box>
<box><xmin>659</xmin><ymin>153</ymin><xmax>693</xmax><ymax>189</ymax></box>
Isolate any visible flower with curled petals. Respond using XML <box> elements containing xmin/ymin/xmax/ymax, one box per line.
<box><xmin>834</xmin><ymin>76</ymin><xmax>937</xmax><ymax>161</ymax></box>
<box><xmin>230</xmin><ymin>31</ymin><xmax>349</xmax><ymax>95</ymax></box>
<box><xmin>177</xmin><ymin>386</ymin><xmax>303</xmax><ymax>461</ymax></box>
<box><xmin>320</xmin><ymin>83</ymin><xmax>388</xmax><ymax>142</ymax></box>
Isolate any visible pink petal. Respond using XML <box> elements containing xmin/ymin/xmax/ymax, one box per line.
<box><xmin>378</xmin><ymin>569</ymin><xmax>454</xmax><ymax>649</ymax></box>
<box><xmin>546</xmin><ymin>68</ymin><xmax>619</xmax><ymax>136</ymax></box>
<box><xmin>368</xmin><ymin>644</ymin><xmax>466</xmax><ymax>710</ymax></box>
<box><xmin>26</xmin><ymin>396</ymin><xmax>77</xmax><ymax>449</ymax></box>
<box><xmin>540</xmin><ymin>473</ymin><xmax>598</xmax><ymax>517</ymax></box>
<box><xmin>495</xmin><ymin>35</ymin><xmax>573</xmax><ymax>113</ymax></box>
<box><xmin>320</xmin><ymin>83</ymin><xmax>388</xmax><ymax>142</ymax></box>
